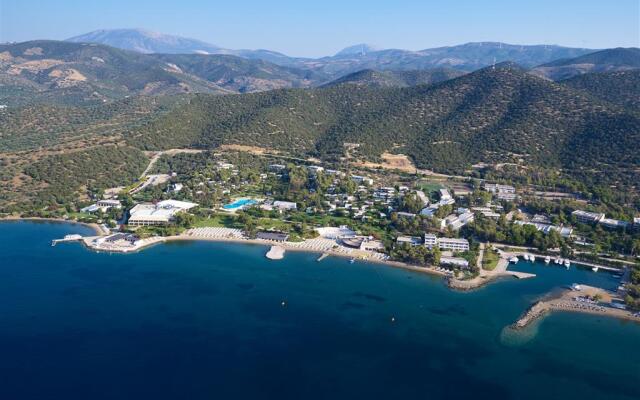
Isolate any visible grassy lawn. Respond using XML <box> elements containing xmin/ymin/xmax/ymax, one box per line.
<box><xmin>482</xmin><ymin>248</ymin><xmax>500</xmax><ymax>271</ymax></box>
<box><xmin>193</xmin><ymin>213</ymin><xmax>242</xmax><ymax>228</ymax></box>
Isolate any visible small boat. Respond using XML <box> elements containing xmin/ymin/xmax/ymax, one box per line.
<box><xmin>592</xmin><ymin>266</ymin><xmax>599</xmax><ymax>272</ymax></box>
<box><xmin>523</xmin><ymin>254</ymin><xmax>530</xmax><ymax>261</ymax></box>
<box><xmin>544</xmin><ymin>256</ymin><xmax>551</xmax><ymax>264</ymax></box>
<box><xmin>509</xmin><ymin>256</ymin><xmax>519</xmax><ymax>263</ymax></box>
<box><xmin>564</xmin><ymin>260</ymin><xmax>570</xmax><ymax>268</ymax></box>
<box><xmin>349</xmin><ymin>258</ymin><xmax>355</xmax><ymax>264</ymax></box>
<box><xmin>530</xmin><ymin>255</ymin><xmax>536</xmax><ymax>262</ymax></box>
<box><xmin>554</xmin><ymin>258</ymin><xmax>561</xmax><ymax>264</ymax></box>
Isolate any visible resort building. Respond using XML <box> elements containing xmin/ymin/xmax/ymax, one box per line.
<box><xmin>396</xmin><ymin>211</ymin><xmax>417</xmax><ymax>219</ymax></box>
<box><xmin>416</xmin><ymin>190</ymin><xmax>430</xmax><ymax>206</ymax></box>
<box><xmin>350</xmin><ymin>175</ymin><xmax>374</xmax><ymax>185</ymax></box>
<box><xmin>440</xmin><ymin>212</ymin><xmax>474</xmax><ymax>231</ymax></box>
<box><xmin>424</xmin><ymin>234</ymin><xmax>438</xmax><ymax>248</ymax></box>
<box><xmin>128</xmin><ymin>200</ymin><xmax>198</xmax><ymax>226</ymax></box>
<box><xmin>307</xmin><ymin>165</ymin><xmax>324</xmax><ymax>174</ymax></box>
<box><xmin>268</xmin><ymin>164</ymin><xmax>286</xmax><ymax>172</ymax></box>
<box><xmin>438</xmin><ymin>189</ymin><xmax>455</xmax><ymax>205</ymax></box>
<box><xmin>471</xmin><ymin>207</ymin><xmax>501</xmax><ymax>219</ymax></box>
<box><xmin>316</xmin><ymin>226</ymin><xmax>356</xmax><ymax>239</ymax></box>
<box><xmin>81</xmin><ymin>199</ymin><xmax>122</xmax><ymax>213</ymax></box>
<box><xmin>273</xmin><ymin>201</ymin><xmax>298</xmax><ymax>211</ymax></box>
<box><xmin>420</xmin><ymin>206</ymin><xmax>438</xmax><ymax>217</ymax></box>
<box><xmin>436</xmin><ymin>237</ymin><xmax>470</xmax><ymax>252</ymax></box>
<box><xmin>484</xmin><ymin>183</ymin><xmax>516</xmax><ymax>201</ymax></box>
<box><xmin>599</xmin><ymin>218</ymin><xmax>629</xmax><ymax>230</ymax></box>
<box><xmin>396</xmin><ymin>236</ymin><xmax>423</xmax><ymax>246</ymax></box>
<box><xmin>572</xmin><ymin>210</ymin><xmax>605</xmax><ymax>224</ymax></box>
<box><xmin>423</xmin><ymin>234</ymin><xmax>470</xmax><ymax>252</ymax></box>
<box><xmin>256</xmin><ymin>231</ymin><xmax>289</xmax><ymax>242</ymax></box>
<box><xmin>440</xmin><ymin>256</ymin><xmax>469</xmax><ymax>268</ymax></box>
<box><xmin>515</xmin><ymin>221</ymin><xmax>573</xmax><ymax>237</ymax></box>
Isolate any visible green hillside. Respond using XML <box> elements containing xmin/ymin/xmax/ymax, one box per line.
<box><xmin>321</xmin><ymin>68</ymin><xmax>464</xmax><ymax>88</ymax></box>
<box><xmin>126</xmin><ymin>64</ymin><xmax>639</xmax><ymax>187</ymax></box>
<box><xmin>561</xmin><ymin>70</ymin><xmax>640</xmax><ymax>110</ymax></box>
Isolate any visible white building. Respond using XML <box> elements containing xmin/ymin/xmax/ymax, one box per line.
<box><xmin>316</xmin><ymin>225</ymin><xmax>356</xmax><ymax>239</ymax></box>
<box><xmin>423</xmin><ymin>234</ymin><xmax>470</xmax><ymax>252</ymax></box>
<box><xmin>128</xmin><ymin>200</ymin><xmax>197</xmax><ymax>226</ymax></box>
<box><xmin>396</xmin><ymin>211</ymin><xmax>417</xmax><ymax>219</ymax></box>
<box><xmin>416</xmin><ymin>190</ymin><xmax>429</xmax><ymax>206</ymax></box>
<box><xmin>307</xmin><ymin>165</ymin><xmax>325</xmax><ymax>174</ymax></box>
<box><xmin>572</xmin><ymin>210</ymin><xmax>605</xmax><ymax>224</ymax></box>
<box><xmin>269</xmin><ymin>164</ymin><xmax>286</xmax><ymax>172</ymax></box>
<box><xmin>81</xmin><ymin>199</ymin><xmax>122</xmax><ymax>213</ymax></box>
<box><xmin>420</xmin><ymin>206</ymin><xmax>438</xmax><ymax>217</ymax></box>
<box><xmin>515</xmin><ymin>221</ymin><xmax>573</xmax><ymax>238</ymax></box>
<box><xmin>396</xmin><ymin>236</ymin><xmax>423</xmax><ymax>246</ymax></box>
<box><xmin>350</xmin><ymin>175</ymin><xmax>374</xmax><ymax>185</ymax></box>
<box><xmin>438</xmin><ymin>237</ymin><xmax>470</xmax><ymax>252</ymax></box>
<box><xmin>599</xmin><ymin>218</ymin><xmax>629</xmax><ymax>230</ymax></box>
<box><xmin>273</xmin><ymin>201</ymin><xmax>297</xmax><ymax>211</ymax></box>
<box><xmin>440</xmin><ymin>256</ymin><xmax>469</xmax><ymax>268</ymax></box>
<box><xmin>424</xmin><ymin>234</ymin><xmax>438</xmax><ymax>248</ymax></box>
<box><xmin>484</xmin><ymin>183</ymin><xmax>516</xmax><ymax>201</ymax></box>
<box><xmin>484</xmin><ymin>183</ymin><xmax>515</xmax><ymax>194</ymax></box>
<box><xmin>440</xmin><ymin>212</ymin><xmax>474</xmax><ymax>231</ymax></box>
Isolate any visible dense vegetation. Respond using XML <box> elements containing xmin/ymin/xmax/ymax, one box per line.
<box><xmin>322</xmin><ymin>68</ymin><xmax>464</xmax><ymax>88</ymax></box>
<box><xmin>18</xmin><ymin>146</ymin><xmax>147</xmax><ymax>210</ymax></box>
<box><xmin>562</xmin><ymin>70</ymin><xmax>640</xmax><ymax>110</ymax></box>
<box><xmin>0</xmin><ymin>96</ymin><xmax>182</xmax><ymax>151</ymax></box>
<box><xmin>126</xmin><ymin>64</ymin><xmax>640</xmax><ymax>189</ymax></box>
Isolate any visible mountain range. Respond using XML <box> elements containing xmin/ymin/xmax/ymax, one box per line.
<box><xmin>530</xmin><ymin>48</ymin><xmax>640</xmax><ymax>80</ymax></box>
<box><xmin>0</xmin><ymin>40</ymin><xmax>323</xmax><ymax>106</ymax></box>
<box><xmin>67</xmin><ymin>29</ymin><xmax>599</xmax><ymax>73</ymax></box>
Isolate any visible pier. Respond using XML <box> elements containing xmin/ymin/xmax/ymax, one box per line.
<box><xmin>51</xmin><ymin>234</ymin><xmax>83</xmax><ymax>246</ymax></box>
<box><xmin>317</xmin><ymin>253</ymin><xmax>330</xmax><ymax>262</ymax></box>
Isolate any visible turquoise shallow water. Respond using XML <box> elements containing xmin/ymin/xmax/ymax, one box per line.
<box><xmin>0</xmin><ymin>221</ymin><xmax>639</xmax><ymax>399</ymax></box>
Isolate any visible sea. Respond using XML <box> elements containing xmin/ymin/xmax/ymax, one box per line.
<box><xmin>0</xmin><ymin>221</ymin><xmax>638</xmax><ymax>400</ymax></box>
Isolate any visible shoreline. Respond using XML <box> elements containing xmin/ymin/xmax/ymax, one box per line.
<box><xmin>0</xmin><ymin>216</ymin><xmax>107</xmax><ymax>236</ymax></box>
<box><xmin>511</xmin><ymin>286</ymin><xmax>640</xmax><ymax>330</ymax></box>
<box><xmin>6</xmin><ymin>219</ymin><xmax>638</xmax><ymax>326</ymax></box>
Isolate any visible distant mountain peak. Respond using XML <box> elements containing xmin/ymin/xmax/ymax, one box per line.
<box><xmin>335</xmin><ymin>44</ymin><xmax>379</xmax><ymax>57</ymax></box>
<box><xmin>67</xmin><ymin>28</ymin><xmax>223</xmax><ymax>54</ymax></box>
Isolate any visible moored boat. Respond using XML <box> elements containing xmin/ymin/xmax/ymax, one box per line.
<box><xmin>509</xmin><ymin>256</ymin><xmax>519</xmax><ymax>263</ymax></box>
<box><xmin>592</xmin><ymin>266</ymin><xmax>599</xmax><ymax>272</ymax></box>
<box><xmin>544</xmin><ymin>256</ymin><xmax>551</xmax><ymax>264</ymax></box>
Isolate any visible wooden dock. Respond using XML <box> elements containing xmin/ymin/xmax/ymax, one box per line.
<box><xmin>317</xmin><ymin>253</ymin><xmax>330</xmax><ymax>262</ymax></box>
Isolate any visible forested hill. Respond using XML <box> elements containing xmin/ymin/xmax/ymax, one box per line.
<box><xmin>561</xmin><ymin>70</ymin><xmax>640</xmax><ymax>110</ymax></box>
<box><xmin>126</xmin><ymin>63</ymin><xmax>639</xmax><ymax>186</ymax></box>
<box><xmin>321</xmin><ymin>68</ymin><xmax>465</xmax><ymax>88</ymax></box>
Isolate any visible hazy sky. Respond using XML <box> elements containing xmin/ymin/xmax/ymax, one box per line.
<box><xmin>1</xmin><ymin>0</ymin><xmax>638</xmax><ymax>57</ymax></box>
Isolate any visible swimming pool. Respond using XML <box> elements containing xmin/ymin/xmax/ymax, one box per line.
<box><xmin>222</xmin><ymin>198</ymin><xmax>257</xmax><ymax>210</ymax></box>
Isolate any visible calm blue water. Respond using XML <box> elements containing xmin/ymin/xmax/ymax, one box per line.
<box><xmin>0</xmin><ymin>221</ymin><xmax>639</xmax><ymax>400</ymax></box>
<box><xmin>222</xmin><ymin>198</ymin><xmax>257</xmax><ymax>210</ymax></box>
